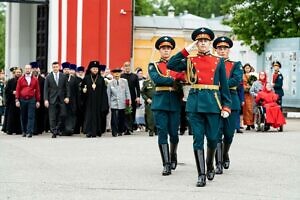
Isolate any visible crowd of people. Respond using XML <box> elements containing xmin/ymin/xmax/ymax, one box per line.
<box><xmin>0</xmin><ymin>26</ymin><xmax>286</xmax><ymax>187</ymax></box>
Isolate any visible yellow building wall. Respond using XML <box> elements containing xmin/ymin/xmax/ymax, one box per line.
<box><xmin>133</xmin><ymin>36</ymin><xmax>187</xmax><ymax>75</ymax></box>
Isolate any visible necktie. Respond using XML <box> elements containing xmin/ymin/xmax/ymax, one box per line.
<box><xmin>117</xmin><ymin>80</ymin><xmax>119</xmax><ymax>86</ymax></box>
<box><xmin>55</xmin><ymin>73</ymin><xmax>58</xmax><ymax>85</ymax></box>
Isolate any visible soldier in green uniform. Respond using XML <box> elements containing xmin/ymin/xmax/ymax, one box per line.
<box><xmin>148</xmin><ymin>36</ymin><xmax>185</xmax><ymax>176</ymax></box>
<box><xmin>213</xmin><ymin>36</ymin><xmax>243</xmax><ymax>174</ymax></box>
<box><xmin>141</xmin><ymin>77</ymin><xmax>156</xmax><ymax>136</ymax></box>
<box><xmin>167</xmin><ymin>28</ymin><xmax>232</xmax><ymax>187</ymax></box>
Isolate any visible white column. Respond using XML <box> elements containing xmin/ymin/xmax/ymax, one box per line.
<box><xmin>106</xmin><ymin>0</ymin><xmax>110</xmax><ymax>68</ymax></box>
<box><xmin>61</xmin><ymin>0</ymin><xmax>68</xmax><ymax>63</ymax></box>
<box><xmin>76</xmin><ymin>0</ymin><xmax>83</xmax><ymax>66</ymax></box>
<box><xmin>48</xmin><ymin>0</ymin><xmax>59</xmax><ymax>70</ymax></box>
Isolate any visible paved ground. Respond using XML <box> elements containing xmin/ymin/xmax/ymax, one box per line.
<box><xmin>0</xmin><ymin>119</ymin><xmax>300</xmax><ymax>200</ymax></box>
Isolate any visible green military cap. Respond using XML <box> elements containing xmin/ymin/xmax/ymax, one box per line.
<box><xmin>213</xmin><ymin>36</ymin><xmax>233</xmax><ymax>49</ymax></box>
<box><xmin>191</xmin><ymin>27</ymin><xmax>215</xmax><ymax>41</ymax></box>
<box><xmin>155</xmin><ymin>36</ymin><xmax>176</xmax><ymax>50</ymax></box>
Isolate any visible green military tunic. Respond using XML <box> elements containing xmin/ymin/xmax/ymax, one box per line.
<box><xmin>141</xmin><ymin>79</ymin><xmax>155</xmax><ymax>135</ymax></box>
<box><xmin>167</xmin><ymin>49</ymin><xmax>231</xmax><ymax>150</ymax></box>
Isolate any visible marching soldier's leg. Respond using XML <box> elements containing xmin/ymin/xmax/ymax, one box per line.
<box><xmin>215</xmin><ymin>142</ymin><xmax>223</xmax><ymax>174</ymax></box>
<box><xmin>188</xmin><ymin>112</ymin><xmax>206</xmax><ymax>186</ymax></box>
<box><xmin>154</xmin><ymin>110</ymin><xmax>171</xmax><ymax>176</ymax></box>
<box><xmin>215</xmin><ymin>119</ymin><xmax>224</xmax><ymax>175</ymax></box>
<box><xmin>194</xmin><ymin>149</ymin><xmax>206</xmax><ymax>187</ymax></box>
<box><xmin>205</xmin><ymin>114</ymin><xmax>221</xmax><ymax>181</ymax></box>
<box><xmin>168</xmin><ymin>111</ymin><xmax>180</xmax><ymax>170</ymax></box>
<box><xmin>223</xmin><ymin>111</ymin><xmax>238</xmax><ymax>169</ymax></box>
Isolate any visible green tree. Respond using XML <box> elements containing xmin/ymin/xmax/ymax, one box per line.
<box><xmin>222</xmin><ymin>0</ymin><xmax>300</xmax><ymax>54</ymax></box>
<box><xmin>0</xmin><ymin>3</ymin><xmax>5</xmax><ymax>69</ymax></box>
<box><xmin>169</xmin><ymin>0</ymin><xmax>229</xmax><ymax>18</ymax></box>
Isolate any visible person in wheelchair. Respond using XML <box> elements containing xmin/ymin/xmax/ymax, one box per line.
<box><xmin>255</xmin><ymin>83</ymin><xmax>285</xmax><ymax>131</ymax></box>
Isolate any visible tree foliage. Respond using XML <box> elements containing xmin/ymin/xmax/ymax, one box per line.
<box><xmin>135</xmin><ymin>0</ymin><xmax>229</xmax><ymax>17</ymax></box>
<box><xmin>222</xmin><ymin>0</ymin><xmax>300</xmax><ymax>54</ymax></box>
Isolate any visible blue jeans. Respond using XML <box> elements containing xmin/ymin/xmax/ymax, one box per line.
<box><xmin>20</xmin><ymin>98</ymin><xmax>36</xmax><ymax>135</ymax></box>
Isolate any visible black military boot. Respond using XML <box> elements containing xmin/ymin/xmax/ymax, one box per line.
<box><xmin>215</xmin><ymin>143</ymin><xmax>223</xmax><ymax>174</ymax></box>
<box><xmin>194</xmin><ymin>150</ymin><xmax>206</xmax><ymax>187</ymax></box>
<box><xmin>223</xmin><ymin>143</ymin><xmax>231</xmax><ymax>169</ymax></box>
<box><xmin>159</xmin><ymin>144</ymin><xmax>171</xmax><ymax>176</ymax></box>
<box><xmin>170</xmin><ymin>143</ymin><xmax>178</xmax><ymax>170</ymax></box>
<box><xmin>206</xmin><ymin>147</ymin><xmax>216</xmax><ymax>181</ymax></box>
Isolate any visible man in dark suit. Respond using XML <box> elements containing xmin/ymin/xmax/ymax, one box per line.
<box><xmin>44</xmin><ymin>61</ymin><xmax>70</xmax><ymax>138</ymax></box>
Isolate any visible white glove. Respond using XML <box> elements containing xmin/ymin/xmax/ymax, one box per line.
<box><xmin>221</xmin><ymin>110</ymin><xmax>230</xmax><ymax>118</ymax></box>
<box><xmin>185</xmin><ymin>41</ymin><xmax>198</xmax><ymax>53</ymax></box>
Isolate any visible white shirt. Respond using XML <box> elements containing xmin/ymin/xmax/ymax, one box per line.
<box><xmin>25</xmin><ymin>74</ymin><xmax>31</xmax><ymax>86</ymax></box>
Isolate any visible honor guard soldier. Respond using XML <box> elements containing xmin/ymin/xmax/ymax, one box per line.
<box><xmin>167</xmin><ymin>28</ymin><xmax>232</xmax><ymax>187</ymax></box>
<box><xmin>148</xmin><ymin>36</ymin><xmax>185</xmax><ymax>176</ymax></box>
<box><xmin>213</xmin><ymin>36</ymin><xmax>243</xmax><ymax>174</ymax></box>
<box><xmin>141</xmin><ymin>76</ymin><xmax>156</xmax><ymax>136</ymax></box>
<box><xmin>271</xmin><ymin>61</ymin><xmax>284</xmax><ymax>106</ymax></box>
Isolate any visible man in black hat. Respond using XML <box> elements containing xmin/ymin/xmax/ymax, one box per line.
<box><xmin>62</xmin><ymin>63</ymin><xmax>78</xmax><ymax>135</ymax></box>
<box><xmin>168</xmin><ymin>28</ymin><xmax>231</xmax><ymax>187</ymax></box>
<box><xmin>31</xmin><ymin>61</ymin><xmax>46</xmax><ymax>135</ymax></box>
<box><xmin>107</xmin><ymin>68</ymin><xmax>131</xmax><ymax>137</ymax></box>
<box><xmin>4</xmin><ymin>67</ymin><xmax>22</xmax><ymax>135</ymax></box>
<box><xmin>74</xmin><ymin>66</ymin><xmax>85</xmax><ymax>134</ymax></box>
<box><xmin>81</xmin><ymin>61</ymin><xmax>109</xmax><ymax>137</ymax></box>
<box><xmin>44</xmin><ymin>61</ymin><xmax>70</xmax><ymax>138</ymax></box>
<box><xmin>213</xmin><ymin>36</ymin><xmax>243</xmax><ymax>174</ymax></box>
<box><xmin>148</xmin><ymin>36</ymin><xmax>186</xmax><ymax>176</ymax></box>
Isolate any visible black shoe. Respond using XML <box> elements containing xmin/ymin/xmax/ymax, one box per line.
<box><xmin>27</xmin><ymin>134</ymin><xmax>32</xmax><ymax>138</ymax></box>
<box><xmin>279</xmin><ymin>126</ymin><xmax>283</xmax><ymax>132</ymax></box>
<box><xmin>149</xmin><ymin>131</ymin><xmax>154</xmax><ymax>136</ymax></box>
<box><xmin>22</xmin><ymin>133</ymin><xmax>26</xmax><ymax>137</ymax></box>
<box><xmin>251</xmin><ymin>125</ymin><xmax>255</xmax><ymax>129</ymax></box>
<box><xmin>52</xmin><ymin>134</ymin><xmax>56</xmax><ymax>138</ymax></box>
<box><xmin>118</xmin><ymin>132</ymin><xmax>122</xmax><ymax>136</ymax></box>
<box><xmin>246</xmin><ymin>126</ymin><xmax>251</xmax><ymax>130</ymax></box>
<box><xmin>179</xmin><ymin>131</ymin><xmax>185</xmax><ymax>135</ymax></box>
<box><xmin>112</xmin><ymin>133</ymin><xmax>117</xmax><ymax>137</ymax></box>
<box><xmin>236</xmin><ymin>129</ymin><xmax>243</xmax><ymax>133</ymax></box>
<box><xmin>124</xmin><ymin>130</ymin><xmax>131</xmax><ymax>135</ymax></box>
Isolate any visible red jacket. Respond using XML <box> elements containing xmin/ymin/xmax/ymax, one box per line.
<box><xmin>15</xmin><ymin>75</ymin><xmax>40</xmax><ymax>102</ymax></box>
<box><xmin>255</xmin><ymin>90</ymin><xmax>278</xmax><ymax>106</ymax></box>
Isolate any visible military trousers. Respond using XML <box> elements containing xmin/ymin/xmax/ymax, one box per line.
<box><xmin>145</xmin><ymin>104</ymin><xmax>155</xmax><ymax>132</ymax></box>
<box><xmin>188</xmin><ymin>112</ymin><xmax>221</xmax><ymax>150</ymax></box>
<box><xmin>153</xmin><ymin>110</ymin><xmax>180</xmax><ymax>145</ymax></box>
<box><xmin>218</xmin><ymin>110</ymin><xmax>239</xmax><ymax>144</ymax></box>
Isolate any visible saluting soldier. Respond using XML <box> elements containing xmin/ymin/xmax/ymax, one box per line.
<box><xmin>213</xmin><ymin>36</ymin><xmax>243</xmax><ymax>174</ymax></box>
<box><xmin>167</xmin><ymin>28</ymin><xmax>232</xmax><ymax>187</ymax></box>
<box><xmin>148</xmin><ymin>36</ymin><xmax>185</xmax><ymax>176</ymax></box>
<box><xmin>271</xmin><ymin>61</ymin><xmax>284</xmax><ymax>106</ymax></box>
<box><xmin>141</xmin><ymin>76</ymin><xmax>155</xmax><ymax>136</ymax></box>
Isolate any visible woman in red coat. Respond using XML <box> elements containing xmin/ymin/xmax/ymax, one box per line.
<box><xmin>255</xmin><ymin>83</ymin><xmax>285</xmax><ymax>131</ymax></box>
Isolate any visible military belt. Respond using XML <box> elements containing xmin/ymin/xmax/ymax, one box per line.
<box><xmin>191</xmin><ymin>84</ymin><xmax>219</xmax><ymax>90</ymax></box>
<box><xmin>229</xmin><ymin>86</ymin><xmax>237</xmax><ymax>90</ymax></box>
<box><xmin>155</xmin><ymin>86</ymin><xmax>175</xmax><ymax>91</ymax></box>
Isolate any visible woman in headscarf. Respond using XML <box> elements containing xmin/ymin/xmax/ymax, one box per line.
<box><xmin>255</xmin><ymin>82</ymin><xmax>285</xmax><ymax>131</ymax></box>
<box><xmin>250</xmin><ymin>71</ymin><xmax>267</xmax><ymax>97</ymax></box>
<box><xmin>242</xmin><ymin>64</ymin><xmax>255</xmax><ymax>130</ymax></box>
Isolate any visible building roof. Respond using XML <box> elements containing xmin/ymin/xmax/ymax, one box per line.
<box><xmin>134</xmin><ymin>13</ymin><xmax>231</xmax><ymax>32</ymax></box>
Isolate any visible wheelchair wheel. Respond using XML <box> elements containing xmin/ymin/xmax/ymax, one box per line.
<box><xmin>254</xmin><ymin>106</ymin><xmax>263</xmax><ymax>132</ymax></box>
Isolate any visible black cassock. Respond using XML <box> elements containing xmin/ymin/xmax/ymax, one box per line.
<box><xmin>4</xmin><ymin>77</ymin><xmax>22</xmax><ymax>134</ymax></box>
<box><xmin>63</xmin><ymin>75</ymin><xmax>78</xmax><ymax>135</ymax></box>
<box><xmin>81</xmin><ymin>74</ymin><xmax>108</xmax><ymax>137</ymax></box>
<box><xmin>34</xmin><ymin>75</ymin><xmax>46</xmax><ymax>134</ymax></box>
